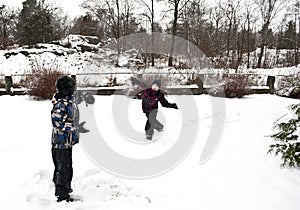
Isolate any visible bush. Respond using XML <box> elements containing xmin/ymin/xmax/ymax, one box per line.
<box><xmin>276</xmin><ymin>72</ymin><xmax>300</xmax><ymax>99</ymax></box>
<box><xmin>0</xmin><ymin>79</ymin><xmax>5</xmax><ymax>88</ymax></box>
<box><xmin>207</xmin><ymin>74</ymin><xmax>253</xmax><ymax>98</ymax></box>
<box><xmin>269</xmin><ymin>103</ymin><xmax>300</xmax><ymax>167</ymax></box>
<box><xmin>24</xmin><ymin>69</ymin><xmax>63</xmax><ymax>100</ymax></box>
<box><xmin>223</xmin><ymin>74</ymin><xmax>253</xmax><ymax>98</ymax></box>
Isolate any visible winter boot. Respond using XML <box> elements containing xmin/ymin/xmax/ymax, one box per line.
<box><xmin>146</xmin><ymin>134</ymin><xmax>152</xmax><ymax>140</ymax></box>
<box><xmin>156</xmin><ymin>124</ymin><xmax>164</xmax><ymax>132</ymax></box>
<box><xmin>57</xmin><ymin>194</ymin><xmax>74</xmax><ymax>202</ymax></box>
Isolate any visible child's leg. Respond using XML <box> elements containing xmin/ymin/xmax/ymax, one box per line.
<box><xmin>52</xmin><ymin>147</ymin><xmax>73</xmax><ymax>198</ymax></box>
<box><xmin>51</xmin><ymin>147</ymin><xmax>58</xmax><ymax>184</ymax></box>
<box><xmin>154</xmin><ymin>120</ymin><xmax>164</xmax><ymax>131</ymax></box>
<box><xmin>150</xmin><ymin>110</ymin><xmax>163</xmax><ymax>131</ymax></box>
<box><xmin>145</xmin><ymin>113</ymin><xmax>154</xmax><ymax>136</ymax></box>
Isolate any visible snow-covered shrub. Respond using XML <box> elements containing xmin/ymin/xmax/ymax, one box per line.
<box><xmin>269</xmin><ymin>103</ymin><xmax>300</xmax><ymax>168</ymax></box>
<box><xmin>0</xmin><ymin>79</ymin><xmax>4</xmax><ymax>88</ymax></box>
<box><xmin>223</xmin><ymin>74</ymin><xmax>253</xmax><ymax>98</ymax></box>
<box><xmin>24</xmin><ymin>68</ymin><xmax>63</xmax><ymax>100</ymax></box>
<box><xmin>207</xmin><ymin>74</ymin><xmax>253</xmax><ymax>98</ymax></box>
<box><xmin>276</xmin><ymin>73</ymin><xmax>300</xmax><ymax>99</ymax></box>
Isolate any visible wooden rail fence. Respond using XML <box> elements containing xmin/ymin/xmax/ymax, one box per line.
<box><xmin>0</xmin><ymin>73</ymin><xmax>276</xmax><ymax>96</ymax></box>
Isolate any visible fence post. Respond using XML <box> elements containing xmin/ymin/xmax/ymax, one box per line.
<box><xmin>71</xmin><ymin>74</ymin><xmax>76</xmax><ymax>82</ymax></box>
<box><xmin>5</xmin><ymin>75</ymin><xmax>13</xmax><ymax>95</ymax></box>
<box><xmin>267</xmin><ymin>75</ymin><xmax>275</xmax><ymax>94</ymax></box>
<box><xmin>196</xmin><ymin>74</ymin><xmax>204</xmax><ymax>94</ymax></box>
<box><xmin>137</xmin><ymin>73</ymin><xmax>142</xmax><ymax>80</ymax></box>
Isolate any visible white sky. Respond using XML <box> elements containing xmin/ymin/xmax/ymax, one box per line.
<box><xmin>0</xmin><ymin>0</ymin><xmax>171</xmax><ymax>30</ymax></box>
<box><xmin>0</xmin><ymin>0</ymin><xmax>85</xmax><ymax>18</ymax></box>
<box><xmin>0</xmin><ymin>0</ymin><xmax>290</xmax><ymax>32</ymax></box>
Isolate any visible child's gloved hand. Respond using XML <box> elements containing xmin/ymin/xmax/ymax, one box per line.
<box><xmin>84</xmin><ymin>93</ymin><xmax>95</xmax><ymax>106</ymax></box>
<box><xmin>170</xmin><ymin>103</ymin><xmax>178</xmax><ymax>109</ymax></box>
<box><xmin>78</xmin><ymin>121</ymin><xmax>89</xmax><ymax>133</ymax></box>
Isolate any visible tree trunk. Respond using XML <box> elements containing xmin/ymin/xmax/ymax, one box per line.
<box><xmin>227</xmin><ymin>20</ymin><xmax>232</xmax><ymax>58</ymax></box>
<box><xmin>116</xmin><ymin>0</ymin><xmax>120</xmax><ymax>57</ymax></box>
<box><xmin>247</xmin><ymin>13</ymin><xmax>251</xmax><ymax>68</ymax></box>
<box><xmin>151</xmin><ymin>0</ymin><xmax>155</xmax><ymax>67</ymax></box>
<box><xmin>168</xmin><ymin>0</ymin><xmax>180</xmax><ymax>67</ymax></box>
<box><xmin>295</xmin><ymin>11</ymin><xmax>300</xmax><ymax>65</ymax></box>
<box><xmin>257</xmin><ymin>23</ymin><xmax>268</xmax><ymax>68</ymax></box>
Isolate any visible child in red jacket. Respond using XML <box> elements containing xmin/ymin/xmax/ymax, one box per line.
<box><xmin>131</xmin><ymin>77</ymin><xmax>178</xmax><ymax>140</ymax></box>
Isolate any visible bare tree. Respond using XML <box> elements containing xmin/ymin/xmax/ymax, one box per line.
<box><xmin>219</xmin><ymin>0</ymin><xmax>241</xmax><ymax>68</ymax></box>
<box><xmin>209</xmin><ymin>1</ymin><xmax>227</xmax><ymax>58</ymax></box>
<box><xmin>294</xmin><ymin>0</ymin><xmax>300</xmax><ymax>65</ymax></box>
<box><xmin>0</xmin><ymin>5</ymin><xmax>16</xmax><ymax>49</ymax></box>
<box><xmin>243</xmin><ymin>0</ymin><xmax>257</xmax><ymax>68</ymax></box>
<box><xmin>255</xmin><ymin>0</ymin><xmax>287</xmax><ymax>68</ymax></box>
<box><xmin>139</xmin><ymin>0</ymin><xmax>156</xmax><ymax>66</ymax></box>
<box><xmin>82</xmin><ymin>0</ymin><xmax>139</xmax><ymax>56</ymax></box>
<box><xmin>51</xmin><ymin>7</ymin><xmax>72</xmax><ymax>40</ymax></box>
<box><xmin>167</xmin><ymin>0</ymin><xmax>190</xmax><ymax>67</ymax></box>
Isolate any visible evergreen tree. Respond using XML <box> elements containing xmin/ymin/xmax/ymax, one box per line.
<box><xmin>17</xmin><ymin>0</ymin><xmax>55</xmax><ymax>46</ymax></box>
<box><xmin>71</xmin><ymin>14</ymin><xmax>102</xmax><ymax>37</ymax></box>
<box><xmin>282</xmin><ymin>21</ymin><xmax>296</xmax><ymax>49</ymax></box>
<box><xmin>269</xmin><ymin>77</ymin><xmax>300</xmax><ymax>167</ymax></box>
<box><xmin>0</xmin><ymin>5</ymin><xmax>17</xmax><ymax>49</ymax></box>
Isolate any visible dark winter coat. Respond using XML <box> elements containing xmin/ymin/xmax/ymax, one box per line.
<box><xmin>142</xmin><ymin>88</ymin><xmax>173</xmax><ymax>113</ymax></box>
<box><xmin>51</xmin><ymin>94</ymin><xmax>78</xmax><ymax>149</ymax></box>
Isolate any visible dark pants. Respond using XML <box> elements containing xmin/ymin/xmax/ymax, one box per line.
<box><xmin>145</xmin><ymin>109</ymin><xmax>163</xmax><ymax>136</ymax></box>
<box><xmin>51</xmin><ymin>147</ymin><xmax>73</xmax><ymax>197</ymax></box>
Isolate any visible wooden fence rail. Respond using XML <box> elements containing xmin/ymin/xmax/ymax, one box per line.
<box><xmin>0</xmin><ymin>73</ymin><xmax>276</xmax><ymax>96</ymax></box>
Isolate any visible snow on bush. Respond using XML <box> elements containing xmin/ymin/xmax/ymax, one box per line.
<box><xmin>275</xmin><ymin>72</ymin><xmax>300</xmax><ymax>99</ymax></box>
<box><xmin>205</xmin><ymin>73</ymin><xmax>253</xmax><ymax>98</ymax></box>
<box><xmin>223</xmin><ymin>74</ymin><xmax>253</xmax><ymax>98</ymax></box>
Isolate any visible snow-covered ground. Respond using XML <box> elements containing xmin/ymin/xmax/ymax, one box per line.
<box><xmin>1</xmin><ymin>94</ymin><xmax>300</xmax><ymax>210</ymax></box>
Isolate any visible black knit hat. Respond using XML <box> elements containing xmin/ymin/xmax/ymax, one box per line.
<box><xmin>152</xmin><ymin>79</ymin><xmax>161</xmax><ymax>88</ymax></box>
<box><xmin>55</xmin><ymin>75</ymin><xmax>76</xmax><ymax>97</ymax></box>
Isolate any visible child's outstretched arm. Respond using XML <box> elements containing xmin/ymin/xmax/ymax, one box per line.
<box><xmin>130</xmin><ymin>77</ymin><xmax>148</xmax><ymax>89</ymax></box>
<box><xmin>159</xmin><ymin>93</ymin><xmax>178</xmax><ymax>109</ymax></box>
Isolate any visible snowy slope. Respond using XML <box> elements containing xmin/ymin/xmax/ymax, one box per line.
<box><xmin>1</xmin><ymin>34</ymin><xmax>300</xmax><ymax>90</ymax></box>
<box><xmin>0</xmin><ymin>94</ymin><xmax>300</xmax><ymax>210</ymax></box>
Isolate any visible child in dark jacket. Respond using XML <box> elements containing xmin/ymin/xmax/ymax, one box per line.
<box><xmin>51</xmin><ymin>75</ymin><xmax>78</xmax><ymax>202</ymax></box>
<box><xmin>131</xmin><ymin>77</ymin><xmax>178</xmax><ymax>140</ymax></box>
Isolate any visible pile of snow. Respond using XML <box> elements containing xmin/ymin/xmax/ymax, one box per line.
<box><xmin>59</xmin><ymin>34</ymin><xmax>99</xmax><ymax>50</ymax></box>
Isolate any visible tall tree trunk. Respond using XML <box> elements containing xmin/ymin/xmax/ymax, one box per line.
<box><xmin>295</xmin><ymin>11</ymin><xmax>299</xmax><ymax>65</ymax></box>
<box><xmin>168</xmin><ymin>0</ymin><xmax>180</xmax><ymax>67</ymax></box>
<box><xmin>116</xmin><ymin>0</ymin><xmax>120</xmax><ymax>57</ymax></box>
<box><xmin>257</xmin><ymin>23</ymin><xmax>268</xmax><ymax>68</ymax></box>
<box><xmin>297</xmin><ymin>16</ymin><xmax>300</xmax><ymax>65</ymax></box>
<box><xmin>227</xmin><ymin>20</ymin><xmax>232</xmax><ymax>58</ymax></box>
<box><xmin>247</xmin><ymin>13</ymin><xmax>251</xmax><ymax>68</ymax></box>
<box><xmin>151</xmin><ymin>0</ymin><xmax>155</xmax><ymax>67</ymax></box>
<box><xmin>3</xmin><ymin>22</ymin><xmax>7</xmax><ymax>49</ymax></box>
<box><xmin>236</xmin><ymin>25</ymin><xmax>245</xmax><ymax>71</ymax></box>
